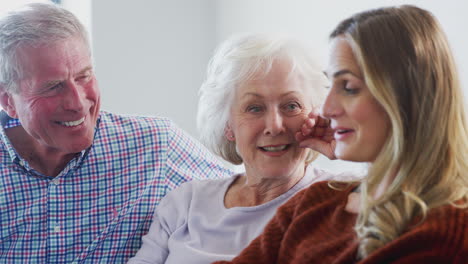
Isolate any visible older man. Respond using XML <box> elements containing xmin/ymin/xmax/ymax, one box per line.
<box><xmin>0</xmin><ymin>3</ymin><xmax>231</xmax><ymax>263</ymax></box>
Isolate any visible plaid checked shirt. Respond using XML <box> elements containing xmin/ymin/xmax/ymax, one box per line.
<box><xmin>0</xmin><ymin>111</ymin><xmax>232</xmax><ymax>263</ymax></box>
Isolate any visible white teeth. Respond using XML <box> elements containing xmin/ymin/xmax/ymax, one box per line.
<box><xmin>262</xmin><ymin>145</ymin><xmax>288</xmax><ymax>152</ymax></box>
<box><xmin>59</xmin><ymin>117</ymin><xmax>85</xmax><ymax>127</ymax></box>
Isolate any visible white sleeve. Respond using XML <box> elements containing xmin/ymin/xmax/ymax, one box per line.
<box><xmin>127</xmin><ymin>182</ymin><xmax>194</xmax><ymax>264</ymax></box>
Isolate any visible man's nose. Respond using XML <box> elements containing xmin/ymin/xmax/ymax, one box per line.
<box><xmin>62</xmin><ymin>82</ymin><xmax>85</xmax><ymax>112</ymax></box>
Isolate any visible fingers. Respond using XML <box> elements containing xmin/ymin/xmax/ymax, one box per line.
<box><xmin>296</xmin><ymin>107</ymin><xmax>336</xmax><ymax>160</ymax></box>
<box><xmin>315</xmin><ymin>116</ymin><xmax>330</xmax><ymax>128</ymax></box>
<box><xmin>299</xmin><ymin>138</ymin><xmax>336</xmax><ymax>160</ymax></box>
<box><xmin>296</xmin><ymin>126</ymin><xmax>334</xmax><ymax>144</ymax></box>
<box><xmin>300</xmin><ymin>118</ymin><xmax>316</xmax><ymax>137</ymax></box>
<box><xmin>298</xmin><ymin>109</ymin><xmax>332</xmax><ymax>140</ymax></box>
<box><xmin>295</xmin><ymin>131</ymin><xmax>305</xmax><ymax>142</ymax></box>
<box><xmin>308</xmin><ymin>110</ymin><xmax>318</xmax><ymax>119</ymax></box>
<box><xmin>308</xmin><ymin>106</ymin><xmax>320</xmax><ymax>118</ymax></box>
<box><xmin>321</xmin><ymin>131</ymin><xmax>334</xmax><ymax>142</ymax></box>
<box><xmin>311</xmin><ymin>126</ymin><xmax>327</xmax><ymax>138</ymax></box>
<box><xmin>304</xmin><ymin>118</ymin><xmax>331</xmax><ymax>138</ymax></box>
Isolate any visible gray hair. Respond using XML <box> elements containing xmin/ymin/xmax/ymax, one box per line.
<box><xmin>197</xmin><ymin>33</ymin><xmax>327</xmax><ymax>164</ymax></box>
<box><xmin>0</xmin><ymin>2</ymin><xmax>90</xmax><ymax>92</ymax></box>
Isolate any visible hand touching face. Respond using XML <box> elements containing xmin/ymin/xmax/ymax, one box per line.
<box><xmin>295</xmin><ymin>110</ymin><xmax>336</xmax><ymax>160</ymax></box>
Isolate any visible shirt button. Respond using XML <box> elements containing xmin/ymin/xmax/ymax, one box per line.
<box><xmin>54</xmin><ymin>224</ymin><xmax>61</xmax><ymax>233</ymax></box>
<box><xmin>52</xmin><ymin>179</ymin><xmax>60</xmax><ymax>185</ymax></box>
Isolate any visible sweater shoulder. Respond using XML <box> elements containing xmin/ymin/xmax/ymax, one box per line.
<box><xmin>366</xmin><ymin>205</ymin><xmax>468</xmax><ymax>263</ymax></box>
<box><xmin>409</xmin><ymin>204</ymin><xmax>468</xmax><ymax>240</ymax></box>
<box><xmin>276</xmin><ymin>181</ymin><xmax>354</xmax><ymax>220</ymax></box>
<box><xmin>300</xmin><ymin>181</ymin><xmax>355</xmax><ymax>206</ymax></box>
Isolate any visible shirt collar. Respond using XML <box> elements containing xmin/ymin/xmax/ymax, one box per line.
<box><xmin>0</xmin><ymin>110</ymin><xmax>102</xmax><ymax>178</ymax></box>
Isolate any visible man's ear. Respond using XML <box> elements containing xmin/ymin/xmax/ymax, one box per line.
<box><xmin>0</xmin><ymin>87</ymin><xmax>18</xmax><ymax>118</ymax></box>
<box><xmin>224</xmin><ymin>124</ymin><xmax>235</xmax><ymax>142</ymax></box>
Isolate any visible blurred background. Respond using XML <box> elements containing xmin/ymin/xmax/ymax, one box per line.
<box><xmin>2</xmin><ymin>0</ymin><xmax>467</xmax><ymax>173</ymax></box>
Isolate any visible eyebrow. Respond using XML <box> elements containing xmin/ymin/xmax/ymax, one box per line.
<box><xmin>241</xmin><ymin>91</ymin><xmax>299</xmax><ymax>100</ymax></box>
<box><xmin>329</xmin><ymin>69</ymin><xmax>360</xmax><ymax>79</ymax></box>
<box><xmin>42</xmin><ymin>79</ymin><xmax>62</xmax><ymax>89</ymax></box>
<box><xmin>78</xmin><ymin>66</ymin><xmax>93</xmax><ymax>75</ymax></box>
<box><xmin>41</xmin><ymin>66</ymin><xmax>93</xmax><ymax>89</ymax></box>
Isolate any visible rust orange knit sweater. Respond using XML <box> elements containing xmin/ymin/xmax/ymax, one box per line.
<box><xmin>214</xmin><ymin>181</ymin><xmax>468</xmax><ymax>264</ymax></box>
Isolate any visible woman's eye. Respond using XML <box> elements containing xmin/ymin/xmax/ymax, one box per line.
<box><xmin>341</xmin><ymin>80</ymin><xmax>359</xmax><ymax>95</ymax></box>
<box><xmin>281</xmin><ymin>102</ymin><xmax>302</xmax><ymax>116</ymax></box>
<box><xmin>343</xmin><ymin>86</ymin><xmax>359</xmax><ymax>95</ymax></box>
<box><xmin>246</xmin><ymin>105</ymin><xmax>263</xmax><ymax>113</ymax></box>
<box><xmin>283</xmin><ymin>102</ymin><xmax>301</xmax><ymax>112</ymax></box>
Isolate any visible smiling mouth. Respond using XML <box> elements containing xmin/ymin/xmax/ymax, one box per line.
<box><xmin>57</xmin><ymin>117</ymin><xmax>85</xmax><ymax>127</ymax></box>
<box><xmin>259</xmin><ymin>144</ymin><xmax>290</xmax><ymax>152</ymax></box>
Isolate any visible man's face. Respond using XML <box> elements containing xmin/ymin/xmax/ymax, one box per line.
<box><xmin>2</xmin><ymin>37</ymin><xmax>101</xmax><ymax>155</ymax></box>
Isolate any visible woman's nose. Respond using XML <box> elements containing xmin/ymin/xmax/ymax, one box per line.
<box><xmin>321</xmin><ymin>89</ymin><xmax>342</xmax><ymax>119</ymax></box>
<box><xmin>264</xmin><ymin>110</ymin><xmax>285</xmax><ymax>136</ymax></box>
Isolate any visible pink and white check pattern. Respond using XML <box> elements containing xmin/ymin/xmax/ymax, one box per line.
<box><xmin>0</xmin><ymin>111</ymin><xmax>232</xmax><ymax>263</ymax></box>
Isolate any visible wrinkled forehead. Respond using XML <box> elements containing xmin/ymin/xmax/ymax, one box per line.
<box><xmin>15</xmin><ymin>37</ymin><xmax>92</xmax><ymax>78</ymax></box>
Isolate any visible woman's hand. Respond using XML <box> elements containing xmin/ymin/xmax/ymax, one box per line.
<box><xmin>296</xmin><ymin>111</ymin><xmax>337</xmax><ymax>160</ymax></box>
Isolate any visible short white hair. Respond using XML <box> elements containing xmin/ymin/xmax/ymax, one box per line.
<box><xmin>197</xmin><ymin>33</ymin><xmax>327</xmax><ymax>164</ymax></box>
<box><xmin>0</xmin><ymin>3</ymin><xmax>91</xmax><ymax>92</ymax></box>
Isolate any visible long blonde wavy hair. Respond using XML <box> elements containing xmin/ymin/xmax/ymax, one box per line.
<box><xmin>330</xmin><ymin>5</ymin><xmax>468</xmax><ymax>259</ymax></box>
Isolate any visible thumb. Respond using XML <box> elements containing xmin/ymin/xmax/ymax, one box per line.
<box><xmin>299</xmin><ymin>138</ymin><xmax>336</xmax><ymax>160</ymax></box>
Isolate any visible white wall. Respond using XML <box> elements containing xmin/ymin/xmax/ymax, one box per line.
<box><xmin>91</xmin><ymin>0</ymin><xmax>467</xmax><ymax>174</ymax></box>
<box><xmin>92</xmin><ymin>0</ymin><xmax>216</xmax><ymax>137</ymax></box>
<box><xmin>61</xmin><ymin>0</ymin><xmax>92</xmax><ymax>43</ymax></box>
<box><xmin>215</xmin><ymin>0</ymin><xmax>468</xmax><ymax>90</ymax></box>
<box><xmin>216</xmin><ymin>0</ymin><xmax>468</xmax><ymax>173</ymax></box>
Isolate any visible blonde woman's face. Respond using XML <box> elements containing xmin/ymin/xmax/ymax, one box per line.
<box><xmin>227</xmin><ymin>60</ymin><xmax>313</xmax><ymax>180</ymax></box>
<box><xmin>322</xmin><ymin>38</ymin><xmax>390</xmax><ymax>162</ymax></box>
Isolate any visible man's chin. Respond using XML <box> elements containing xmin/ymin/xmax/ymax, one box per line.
<box><xmin>64</xmin><ymin>139</ymin><xmax>94</xmax><ymax>154</ymax></box>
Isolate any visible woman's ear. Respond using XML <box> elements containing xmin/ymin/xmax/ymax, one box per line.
<box><xmin>224</xmin><ymin>124</ymin><xmax>235</xmax><ymax>141</ymax></box>
<box><xmin>0</xmin><ymin>89</ymin><xmax>18</xmax><ymax>118</ymax></box>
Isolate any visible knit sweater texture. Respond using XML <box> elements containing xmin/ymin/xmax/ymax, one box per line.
<box><xmin>214</xmin><ymin>181</ymin><xmax>468</xmax><ymax>264</ymax></box>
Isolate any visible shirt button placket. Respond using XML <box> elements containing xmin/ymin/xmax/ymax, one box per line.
<box><xmin>48</xmin><ymin>178</ymin><xmax>62</xmax><ymax>262</ymax></box>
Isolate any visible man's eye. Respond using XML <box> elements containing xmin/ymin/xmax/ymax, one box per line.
<box><xmin>48</xmin><ymin>83</ymin><xmax>63</xmax><ymax>91</ymax></box>
<box><xmin>77</xmin><ymin>74</ymin><xmax>91</xmax><ymax>82</ymax></box>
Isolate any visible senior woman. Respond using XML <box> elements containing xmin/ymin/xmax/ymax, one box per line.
<box><xmin>215</xmin><ymin>5</ymin><xmax>468</xmax><ymax>264</ymax></box>
<box><xmin>127</xmin><ymin>34</ymin><xmax>351</xmax><ymax>264</ymax></box>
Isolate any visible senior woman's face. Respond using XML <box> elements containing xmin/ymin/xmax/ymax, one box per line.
<box><xmin>227</xmin><ymin>60</ymin><xmax>313</xmax><ymax>179</ymax></box>
<box><xmin>322</xmin><ymin>37</ymin><xmax>390</xmax><ymax>162</ymax></box>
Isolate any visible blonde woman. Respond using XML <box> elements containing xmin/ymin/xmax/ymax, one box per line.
<box><xmin>215</xmin><ymin>5</ymin><xmax>468</xmax><ymax>263</ymax></box>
